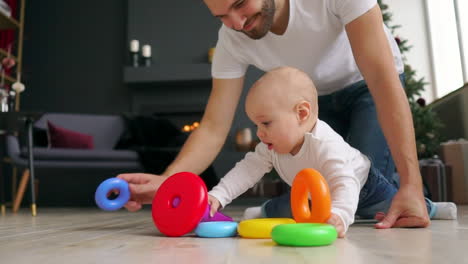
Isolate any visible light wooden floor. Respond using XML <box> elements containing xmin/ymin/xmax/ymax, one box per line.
<box><xmin>1</xmin><ymin>204</ymin><xmax>467</xmax><ymax>264</ymax></box>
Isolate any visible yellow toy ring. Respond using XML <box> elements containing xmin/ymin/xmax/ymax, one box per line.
<box><xmin>291</xmin><ymin>168</ymin><xmax>331</xmax><ymax>223</ymax></box>
<box><xmin>237</xmin><ymin>218</ymin><xmax>296</xmax><ymax>238</ymax></box>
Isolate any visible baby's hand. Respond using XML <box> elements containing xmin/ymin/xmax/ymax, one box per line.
<box><xmin>327</xmin><ymin>213</ymin><xmax>346</xmax><ymax>238</ymax></box>
<box><xmin>208</xmin><ymin>195</ymin><xmax>221</xmax><ymax>217</ymax></box>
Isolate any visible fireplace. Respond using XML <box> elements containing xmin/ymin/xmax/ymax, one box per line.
<box><xmin>128</xmin><ymin>82</ymin><xmax>222</xmax><ymax>187</ymax></box>
<box><xmin>129</xmin><ymin>80</ymin><xmax>252</xmax><ymax>180</ymax></box>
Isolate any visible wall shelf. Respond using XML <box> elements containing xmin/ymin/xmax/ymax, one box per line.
<box><xmin>124</xmin><ymin>63</ymin><xmax>212</xmax><ymax>84</ymax></box>
<box><xmin>1</xmin><ymin>72</ymin><xmax>16</xmax><ymax>83</ymax></box>
<box><xmin>0</xmin><ymin>0</ymin><xmax>25</xmax><ymax>112</ymax></box>
<box><xmin>0</xmin><ymin>48</ymin><xmax>18</xmax><ymax>62</ymax></box>
<box><xmin>0</xmin><ymin>11</ymin><xmax>19</xmax><ymax>30</ymax></box>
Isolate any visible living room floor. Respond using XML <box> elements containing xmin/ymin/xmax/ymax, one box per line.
<box><xmin>1</xmin><ymin>202</ymin><xmax>467</xmax><ymax>264</ymax></box>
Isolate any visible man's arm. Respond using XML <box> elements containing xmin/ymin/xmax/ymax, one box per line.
<box><xmin>345</xmin><ymin>4</ymin><xmax>430</xmax><ymax>227</ymax></box>
<box><xmin>209</xmin><ymin>143</ymin><xmax>273</xmax><ymax>208</ymax></box>
<box><xmin>118</xmin><ymin>77</ymin><xmax>245</xmax><ymax>211</ymax></box>
<box><xmin>164</xmin><ymin>77</ymin><xmax>245</xmax><ymax>176</ymax></box>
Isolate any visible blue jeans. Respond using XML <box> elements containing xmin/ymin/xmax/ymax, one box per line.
<box><xmin>262</xmin><ymin>74</ymin><xmax>435</xmax><ymax>218</ymax></box>
<box><xmin>262</xmin><ymin>163</ymin><xmax>398</xmax><ymax>218</ymax></box>
<box><xmin>262</xmin><ymin>164</ymin><xmax>435</xmax><ymax>218</ymax></box>
<box><xmin>317</xmin><ymin>75</ymin><xmax>405</xmax><ymax>184</ymax></box>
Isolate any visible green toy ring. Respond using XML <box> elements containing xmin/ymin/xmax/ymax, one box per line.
<box><xmin>271</xmin><ymin>223</ymin><xmax>337</xmax><ymax>247</ymax></box>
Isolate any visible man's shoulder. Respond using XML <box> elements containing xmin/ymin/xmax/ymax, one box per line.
<box><xmin>293</xmin><ymin>0</ymin><xmax>332</xmax><ymax>13</ymax></box>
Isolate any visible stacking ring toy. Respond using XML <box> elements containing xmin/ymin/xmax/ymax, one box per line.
<box><xmin>95</xmin><ymin>177</ymin><xmax>130</xmax><ymax>211</ymax></box>
<box><xmin>195</xmin><ymin>222</ymin><xmax>238</xmax><ymax>238</ymax></box>
<box><xmin>272</xmin><ymin>223</ymin><xmax>337</xmax><ymax>246</ymax></box>
<box><xmin>152</xmin><ymin>172</ymin><xmax>233</xmax><ymax>237</ymax></box>
<box><xmin>291</xmin><ymin>168</ymin><xmax>331</xmax><ymax>223</ymax></box>
<box><xmin>200</xmin><ymin>204</ymin><xmax>233</xmax><ymax>222</ymax></box>
<box><xmin>237</xmin><ymin>218</ymin><xmax>296</xmax><ymax>238</ymax></box>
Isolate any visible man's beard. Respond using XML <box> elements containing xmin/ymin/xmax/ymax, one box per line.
<box><xmin>239</xmin><ymin>0</ymin><xmax>275</xmax><ymax>40</ymax></box>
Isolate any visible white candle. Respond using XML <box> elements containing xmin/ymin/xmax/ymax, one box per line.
<box><xmin>130</xmin><ymin>40</ymin><xmax>139</xmax><ymax>52</ymax></box>
<box><xmin>142</xmin><ymin>45</ymin><xmax>152</xmax><ymax>58</ymax></box>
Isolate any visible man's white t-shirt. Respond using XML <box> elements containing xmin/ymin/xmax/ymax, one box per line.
<box><xmin>209</xmin><ymin>120</ymin><xmax>371</xmax><ymax>231</ymax></box>
<box><xmin>212</xmin><ymin>0</ymin><xmax>403</xmax><ymax>95</ymax></box>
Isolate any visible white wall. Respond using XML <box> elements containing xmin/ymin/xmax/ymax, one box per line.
<box><xmin>386</xmin><ymin>0</ymin><xmax>436</xmax><ymax>102</ymax></box>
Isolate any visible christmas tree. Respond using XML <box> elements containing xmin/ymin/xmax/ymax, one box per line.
<box><xmin>379</xmin><ymin>1</ymin><xmax>444</xmax><ymax>159</ymax></box>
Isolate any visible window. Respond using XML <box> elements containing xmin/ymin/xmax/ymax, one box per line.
<box><xmin>425</xmin><ymin>0</ymin><xmax>464</xmax><ymax>98</ymax></box>
<box><xmin>455</xmin><ymin>0</ymin><xmax>468</xmax><ymax>82</ymax></box>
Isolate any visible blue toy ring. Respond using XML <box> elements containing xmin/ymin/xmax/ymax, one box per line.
<box><xmin>195</xmin><ymin>221</ymin><xmax>238</xmax><ymax>238</ymax></box>
<box><xmin>95</xmin><ymin>178</ymin><xmax>130</xmax><ymax>211</ymax></box>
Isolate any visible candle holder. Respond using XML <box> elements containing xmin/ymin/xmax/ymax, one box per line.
<box><xmin>142</xmin><ymin>44</ymin><xmax>152</xmax><ymax>67</ymax></box>
<box><xmin>129</xmin><ymin>39</ymin><xmax>140</xmax><ymax>67</ymax></box>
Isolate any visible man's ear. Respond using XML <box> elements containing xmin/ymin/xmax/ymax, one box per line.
<box><xmin>296</xmin><ymin>101</ymin><xmax>311</xmax><ymax>123</ymax></box>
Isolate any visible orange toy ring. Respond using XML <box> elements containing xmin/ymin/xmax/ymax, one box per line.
<box><xmin>291</xmin><ymin>168</ymin><xmax>331</xmax><ymax>223</ymax></box>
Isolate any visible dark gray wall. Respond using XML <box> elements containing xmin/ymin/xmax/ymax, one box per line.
<box><xmin>127</xmin><ymin>0</ymin><xmax>220</xmax><ymax>64</ymax></box>
<box><xmin>126</xmin><ymin>0</ymin><xmax>263</xmax><ymax>177</ymax></box>
<box><xmin>21</xmin><ymin>0</ymin><xmax>129</xmax><ymax>114</ymax></box>
<box><xmin>21</xmin><ymin>0</ymin><xmax>259</xmax><ymax>133</ymax></box>
<box><xmin>13</xmin><ymin>0</ymin><xmax>263</xmax><ymax>206</ymax></box>
<box><xmin>3</xmin><ymin>0</ymin><xmax>132</xmax><ymax>206</ymax></box>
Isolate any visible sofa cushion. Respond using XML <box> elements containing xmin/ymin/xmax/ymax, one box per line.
<box><xmin>22</xmin><ymin>147</ymin><xmax>139</xmax><ymax>161</ymax></box>
<box><xmin>48</xmin><ymin>121</ymin><xmax>94</xmax><ymax>149</ymax></box>
<box><xmin>35</xmin><ymin>113</ymin><xmax>125</xmax><ymax>149</ymax></box>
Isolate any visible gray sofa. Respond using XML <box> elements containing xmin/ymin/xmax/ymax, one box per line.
<box><xmin>4</xmin><ymin>113</ymin><xmax>143</xmax><ymax>211</ymax></box>
<box><xmin>6</xmin><ymin>113</ymin><xmax>143</xmax><ymax>169</ymax></box>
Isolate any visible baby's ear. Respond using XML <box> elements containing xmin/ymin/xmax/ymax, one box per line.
<box><xmin>296</xmin><ymin>101</ymin><xmax>311</xmax><ymax>122</ymax></box>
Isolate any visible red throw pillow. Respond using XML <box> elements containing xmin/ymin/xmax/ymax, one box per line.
<box><xmin>47</xmin><ymin>121</ymin><xmax>94</xmax><ymax>149</ymax></box>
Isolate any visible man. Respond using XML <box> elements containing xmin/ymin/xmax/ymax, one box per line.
<box><xmin>119</xmin><ymin>0</ymin><xmax>430</xmax><ymax>229</ymax></box>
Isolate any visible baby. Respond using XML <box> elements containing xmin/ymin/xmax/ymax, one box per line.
<box><xmin>208</xmin><ymin>66</ymin><xmax>456</xmax><ymax>237</ymax></box>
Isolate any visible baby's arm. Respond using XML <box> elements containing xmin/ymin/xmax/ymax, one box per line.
<box><xmin>208</xmin><ymin>144</ymin><xmax>273</xmax><ymax>214</ymax></box>
<box><xmin>327</xmin><ymin>213</ymin><xmax>346</xmax><ymax>238</ymax></box>
<box><xmin>318</xmin><ymin>148</ymin><xmax>362</xmax><ymax>236</ymax></box>
<box><xmin>326</xmin><ymin>171</ymin><xmax>361</xmax><ymax>234</ymax></box>
<box><xmin>208</xmin><ymin>195</ymin><xmax>222</xmax><ymax>216</ymax></box>
<box><xmin>325</xmin><ymin>170</ymin><xmax>361</xmax><ymax>235</ymax></box>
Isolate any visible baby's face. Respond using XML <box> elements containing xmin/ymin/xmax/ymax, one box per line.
<box><xmin>246</xmin><ymin>99</ymin><xmax>305</xmax><ymax>155</ymax></box>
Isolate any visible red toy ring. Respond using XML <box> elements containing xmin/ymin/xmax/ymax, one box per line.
<box><xmin>291</xmin><ymin>168</ymin><xmax>331</xmax><ymax>223</ymax></box>
<box><xmin>152</xmin><ymin>172</ymin><xmax>208</xmax><ymax>237</ymax></box>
